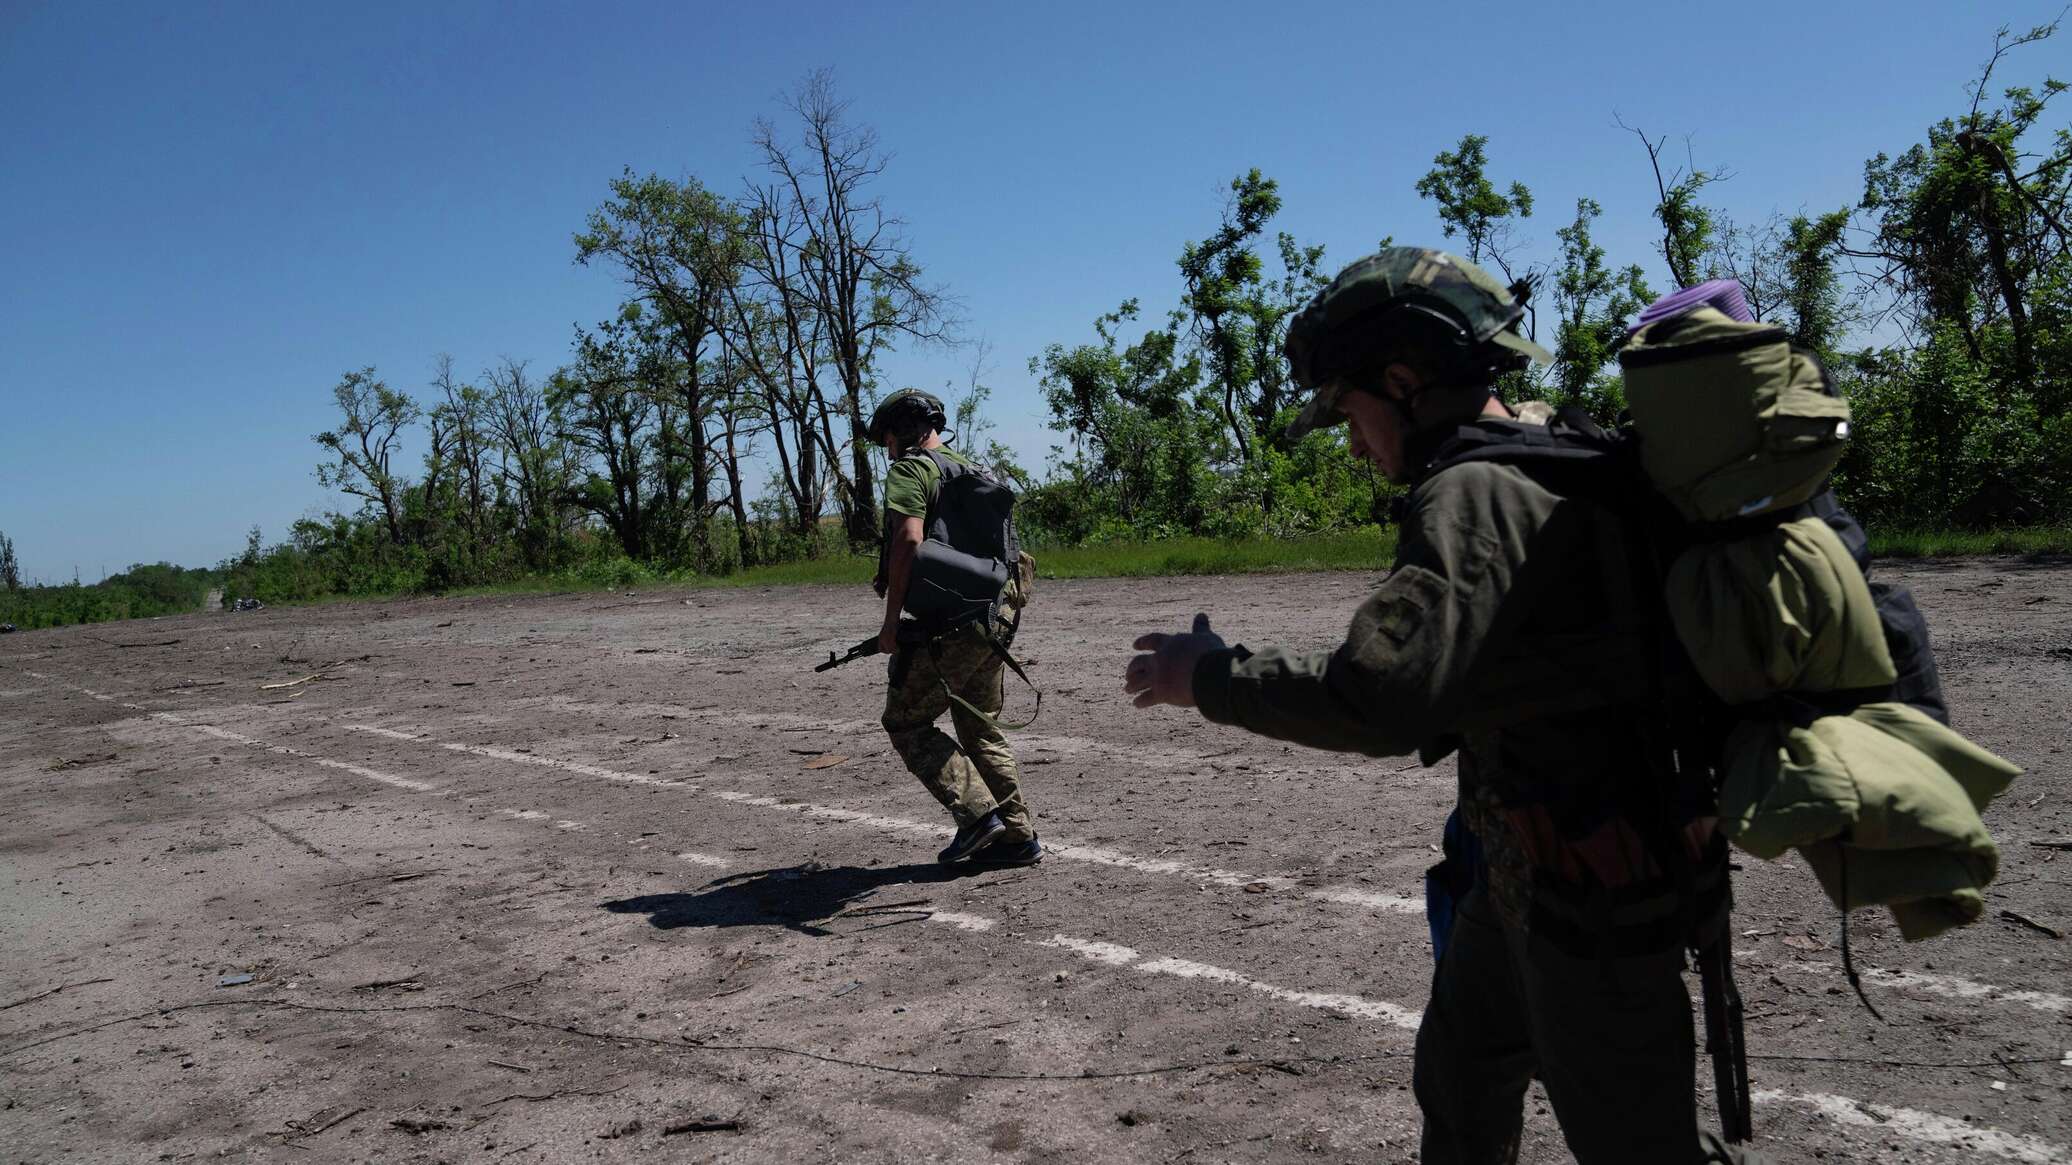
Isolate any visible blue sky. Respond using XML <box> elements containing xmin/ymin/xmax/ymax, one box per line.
<box><xmin>0</xmin><ymin>0</ymin><xmax>2052</xmax><ymax>583</ymax></box>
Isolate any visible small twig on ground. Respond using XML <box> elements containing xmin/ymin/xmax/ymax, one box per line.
<box><xmin>945</xmin><ymin>1018</ymin><xmax>1022</xmax><ymax>1036</ymax></box>
<box><xmin>323</xmin><ymin>869</ymin><xmax>443</xmax><ymax>888</ymax></box>
<box><xmin>157</xmin><ymin>680</ymin><xmax>227</xmax><ymax>691</ymax></box>
<box><xmin>482</xmin><ymin>1084</ymin><xmax>628</xmax><ymax>1108</ymax></box>
<box><xmin>488</xmin><ymin>1059</ymin><xmax>535</xmax><ymax>1073</ymax></box>
<box><xmin>353</xmin><ymin>977</ymin><xmax>426</xmax><ymax>992</ymax></box>
<box><xmin>260</xmin><ymin>671</ymin><xmax>332</xmax><ymax>691</ymax></box>
<box><xmin>2000</xmin><ymin>909</ymin><xmax>2065</xmax><ymax>939</ymax></box>
<box><xmin>470</xmin><ymin>972</ymin><xmax>548</xmax><ymax>1001</ymax></box>
<box><xmin>2028</xmin><ymin>839</ymin><xmax>2072</xmax><ymax>851</ymax></box>
<box><xmin>662</xmin><ymin>1118</ymin><xmax>741</xmax><ymax>1135</ymax></box>
<box><xmin>1</xmin><ymin>978</ymin><xmax>115</xmax><ymax>1011</ymax></box>
<box><xmin>88</xmin><ymin>636</ymin><xmax>182</xmax><ymax>649</ymax></box>
<box><xmin>284</xmin><ymin>1105</ymin><xmax>365</xmax><ymax>1141</ymax></box>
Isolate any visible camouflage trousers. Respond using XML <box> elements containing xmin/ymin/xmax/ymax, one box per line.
<box><xmin>882</xmin><ymin>618</ymin><xmax>1034</xmax><ymax>843</ymax></box>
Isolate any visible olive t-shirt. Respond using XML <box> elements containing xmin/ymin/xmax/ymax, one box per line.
<box><xmin>883</xmin><ymin>446</ymin><xmax>974</xmax><ymax>522</ymax></box>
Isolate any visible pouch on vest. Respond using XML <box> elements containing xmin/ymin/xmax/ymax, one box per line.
<box><xmin>907</xmin><ymin>541</ymin><xmax>1010</xmax><ymax>631</ymax></box>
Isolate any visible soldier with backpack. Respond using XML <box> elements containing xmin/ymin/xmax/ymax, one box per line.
<box><xmin>1123</xmin><ymin>249</ymin><xmax>1766</xmax><ymax>1164</ymax></box>
<box><xmin>867</xmin><ymin>388</ymin><xmax>1042</xmax><ymax>867</ymax></box>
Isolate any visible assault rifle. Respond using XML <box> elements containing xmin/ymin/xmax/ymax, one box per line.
<box><xmin>814</xmin><ymin>621</ymin><xmax>930</xmax><ymax>672</ymax></box>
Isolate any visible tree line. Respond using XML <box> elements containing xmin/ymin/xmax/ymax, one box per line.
<box><xmin>9</xmin><ymin>21</ymin><xmax>2063</xmax><ymax>622</ymax></box>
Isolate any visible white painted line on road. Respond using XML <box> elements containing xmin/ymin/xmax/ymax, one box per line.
<box><xmin>1030</xmin><ymin>929</ymin><xmax>1421</xmax><ymax>1029</ymax></box>
<box><xmin>0</xmin><ymin>688</ymin><xmax>42</xmax><ymax>698</ymax></box>
<box><xmin>1770</xmin><ymin>960</ymin><xmax>2071</xmax><ymax>1015</ymax></box>
<box><xmin>1308</xmin><ymin>886</ymin><xmax>1427</xmax><ymax>912</ymax></box>
<box><xmin>1134</xmin><ymin>956</ymin><xmax>1422</xmax><ymax>1029</ymax></box>
<box><xmin>675</xmin><ymin>851</ymin><xmax>732</xmax><ymax>869</ymax></box>
<box><xmin>1757</xmin><ymin>1090</ymin><xmax>2066</xmax><ymax>1164</ymax></box>
<box><xmin>1041</xmin><ymin>936</ymin><xmax>1141</xmax><ymax>965</ymax></box>
<box><xmin>926</xmin><ymin>911</ymin><xmax>995</xmax><ymax>932</ymax></box>
<box><xmin>351</xmin><ymin>728</ymin><xmax>694</xmax><ymax>790</ymax></box>
<box><xmin>186</xmin><ymin>721</ymin><xmax>443</xmax><ymax>794</ymax></box>
<box><xmin>361</xmin><ymin>722</ymin><xmax>1423</xmax><ymax>916</ymax></box>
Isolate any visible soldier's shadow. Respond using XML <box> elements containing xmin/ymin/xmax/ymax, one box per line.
<box><xmin>602</xmin><ymin>861</ymin><xmax>995</xmax><ymax>937</ymax></box>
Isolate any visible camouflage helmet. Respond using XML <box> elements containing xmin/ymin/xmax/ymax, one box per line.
<box><xmin>866</xmin><ymin>388</ymin><xmax>948</xmax><ymax>444</ymax></box>
<box><xmin>1283</xmin><ymin>247</ymin><xmax>1552</xmax><ymax>439</ymax></box>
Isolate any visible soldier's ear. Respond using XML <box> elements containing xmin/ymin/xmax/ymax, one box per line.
<box><xmin>1383</xmin><ymin>362</ymin><xmax>1423</xmax><ymax>400</ymax></box>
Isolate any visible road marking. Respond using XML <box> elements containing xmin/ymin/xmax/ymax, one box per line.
<box><xmin>540</xmin><ymin>696</ymin><xmax>1355</xmax><ymax>777</ymax></box>
<box><xmin>1769</xmin><ymin>960</ymin><xmax>2071</xmax><ymax>1014</ymax></box>
<box><xmin>1757</xmin><ymin>1090</ymin><xmax>2066</xmax><ymax>1163</ymax></box>
<box><xmin>185</xmin><ymin>721</ymin><xmax>443</xmax><ymax>794</ymax></box>
<box><xmin>1029</xmin><ymin>929</ymin><xmax>1421</xmax><ymax>1029</ymax></box>
<box><xmin>926</xmin><ymin>911</ymin><xmax>995</xmax><ymax>932</ymax></box>
<box><xmin>675</xmin><ymin>851</ymin><xmax>732</xmax><ymax>869</ymax></box>
<box><xmin>352</xmin><ymin>721</ymin><xmax>1422</xmax><ymax>915</ymax></box>
<box><xmin>349</xmin><ymin>726</ymin><xmax>696</xmax><ymax>791</ymax></box>
<box><xmin>1042</xmin><ymin>936</ymin><xmax>1140</xmax><ymax>965</ymax></box>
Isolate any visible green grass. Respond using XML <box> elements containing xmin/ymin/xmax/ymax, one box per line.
<box><xmin>1865</xmin><ymin>526</ymin><xmax>2072</xmax><ymax>558</ymax></box>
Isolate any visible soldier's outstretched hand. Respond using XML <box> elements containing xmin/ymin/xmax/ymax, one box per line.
<box><xmin>1124</xmin><ymin>613</ymin><xmax>1226</xmax><ymax>709</ymax></box>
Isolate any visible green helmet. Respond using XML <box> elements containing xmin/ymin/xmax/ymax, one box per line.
<box><xmin>866</xmin><ymin>388</ymin><xmax>948</xmax><ymax>445</ymax></box>
<box><xmin>1283</xmin><ymin>247</ymin><xmax>1552</xmax><ymax>439</ymax></box>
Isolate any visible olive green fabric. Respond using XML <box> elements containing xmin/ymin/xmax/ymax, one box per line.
<box><xmin>1721</xmin><ymin>702</ymin><xmax>2020</xmax><ymax>940</ymax></box>
<box><xmin>882</xmin><ymin>446</ymin><xmax>974</xmax><ymax>521</ymax></box>
<box><xmin>1193</xmin><ymin>445</ymin><xmax>1676</xmax><ymax>933</ymax></box>
<box><xmin>1621</xmin><ymin>307</ymin><xmax>1850</xmax><ymax>522</ymax></box>
<box><xmin>1665</xmin><ymin>515</ymin><xmax>1895</xmax><ymax>705</ymax></box>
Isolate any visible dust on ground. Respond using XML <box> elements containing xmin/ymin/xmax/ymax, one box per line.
<box><xmin>2</xmin><ymin>558</ymin><xmax>2067</xmax><ymax>1163</ymax></box>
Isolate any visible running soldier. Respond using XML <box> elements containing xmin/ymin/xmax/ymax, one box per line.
<box><xmin>869</xmin><ymin>389</ymin><xmax>1040</xmax><ymax>867</ymax></box>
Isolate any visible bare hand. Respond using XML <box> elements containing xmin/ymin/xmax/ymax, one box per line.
<box><xmin>1123</xmin><ymin>613</ymin><xmax>1225</xmax><ymax>709</ymax></box>
<box><xmin>878</xmin><ymin>624</ymin><xmax>902</xmax><ymax>655</ymax></box>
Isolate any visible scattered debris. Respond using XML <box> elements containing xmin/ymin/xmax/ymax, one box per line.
<box><xmin>661</xmin><ymin>1118</ymin><xmax>740</xmax><ymax>1136</ymax></box>
<box><xmin>232</xmin><ymin>598</ymin><xmax>266</xmax><ymax>611</ymax></box>
<box><xmin>283</xmin><ymin>1105</ymin><xmax>364</xmax><ymax>1140</ymax></box>
<box><xmin>389</xmin><ymin>1117</ymin><xmax>449</xmax><ymax>1135</ymax></box>
<box><xmin>600</xmin><ymin>1118</ymin><xmax>643</xmax><ymax>1139</ymax></box>
<box><xmin>832</xmin><ymin>981</ymin><xmax>863</xmax><ymax>997</ymax></box>
<box><xmin>1</xmin><ymin>977</ymin><xmax>115</xmax><ymax>1010</ymax></box>
<box><xmin>216</xmin><ymin>973</ymin><xmax>256</xmax><ymax>988</ymax></box>
<box><xmin>47</xmin><ymin>753</ymin><xmax>117</xmax><ymax>771</ymax></box>
<box><xmin>487</xmin><ymin>1059</ymin><xmax>535</xmax><ymax>1073</ymax></box>
<box><xmin>2030</xmin><ymin>840</ymin><xmax>2072</xmax><ymax>851</ymax></box>
<box><xmin>353</xmin><ymin>977</ymin><xmax>426</xmax><ymax>992</ymax></box>
<box><xmin>1242</xmin><ymin>882</ymin><xmax>1271</xmax><ymax>894</ymax></box>
<box><xmin>804</xmin><ymin>754</ymin><xmax>849</xmax><ymax>770</ymax></box>
<box><xmin>156</xmin><ymin>679</ymin><xmax>227</xmax><ymax>691</ymax></box>
<box><xmin>2001</xmin><ymin>909</ymin><xmax>2064</xmax><ymax>939</ymax></box>
<box><xmin>0</xmin><ymin>623</ymin><xmax>15</xmax><ymax>633</ymax></box>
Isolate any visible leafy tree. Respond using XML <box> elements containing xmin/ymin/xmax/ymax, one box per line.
<box><xmin>1415</xmin><ymin>134</ymin><xmax>1535</xmax><ymax>279</ymax></box>
<box><xmin>1621</xmin><ymin>121</ymin><xmax>1721</xmax><ymax>288</ymax></box>
<box><xmin>1548</xmin><ymin>198</ymin><xmax>1652</xmax><ymax>419</ymax></box>
<box><xmin>1176</xmin><ymin>170</ymin><xmax>1329</xmax><ymax>465</ymax></box>
<box><xmin>575</xmin><ymin>170</ymin><xmax>746</xmax><ymax>569</ymax></box>
<box><xmin>0</xmin><ymin>530</ymin><xmax>19</xmax><ymax>592</ymax></box>
<box><xmin>314</xmin><ymin>368</ymin><xmax>419</xmax><ymax>545</ymax></box>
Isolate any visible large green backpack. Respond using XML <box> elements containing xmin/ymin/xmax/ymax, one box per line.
<box><xmin>1619</xmin><ymin>306</ymin><xmax>1851</xmax><ymax>522</ymax></box>
<box><xmin>1611</xmin><ymin>308</ymin><xmax>2020</xmax><ymax>943</ymax></box>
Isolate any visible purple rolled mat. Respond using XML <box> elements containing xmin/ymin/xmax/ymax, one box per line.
<box><xmin>1628</xmin><ymin>279</ymin><xmax>1754</xmax><ymax>336</ymax></box>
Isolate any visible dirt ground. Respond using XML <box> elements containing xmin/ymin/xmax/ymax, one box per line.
<box><xmin>2</xmin><ymin>558</ymin><xmax>2068</xmax><ymax>1164</ymax></box>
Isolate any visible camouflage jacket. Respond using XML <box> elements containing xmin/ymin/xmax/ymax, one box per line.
<box><xmin>1194</xmin><ymin>421</ymin><xmax>1709</xmax><ymax>941</ymax></box>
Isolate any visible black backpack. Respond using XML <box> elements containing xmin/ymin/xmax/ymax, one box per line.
<box><xmin>902</xmin><ymin>449</ymin><xmax>1023</xmax><ymax>633</ymax></box>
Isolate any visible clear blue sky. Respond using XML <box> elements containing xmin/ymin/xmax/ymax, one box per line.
<box><xmin>0</xmin><ymin>0</ymin><xmax>2050</xmax><ymax>583</ymax></box>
